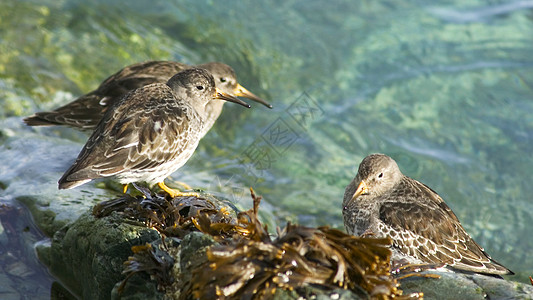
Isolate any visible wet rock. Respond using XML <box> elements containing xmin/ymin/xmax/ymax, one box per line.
<box><xmin>470</xmin><ymin>273</ymin><xmax>533</xmax><ymax>299</ymax></box>
<box><xmin>34</xmin><ymin>190</ymin><xmax>533</xmax><ymax>300</ymax></box>
<box><xmin>399</xmin><ymin>270</ymin><xmax>533</xmax><ymax>300</ymax></box>
<box><xmin>111</xmin><ymin>273</ymin><xmax>162</xmax><ymax>300</ymax></box>
<box><xmin>0</xmin><ymin>272</ymin><xmax>21</xmax><ymax>300</ymax></box>
<box><xmin>0</xmin><ymin>118</ymin><xmax>112</xmax><ymax>236</ymax></box>
<box><xmin>36</xmin><ymin>212</ymin><xmax>160</xmax><ymax>299</ymax></box>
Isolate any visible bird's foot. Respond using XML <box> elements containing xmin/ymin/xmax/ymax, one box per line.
<box><xmin>174</xmin><ymin>181</ymin><xmax>193</xmax><ymax>191</ymax></box>
<box><xmin>158</xmin><ymin>182</ymin><xmax>199</xmax><ymax>198</ymax></box>
<box><xmin>166</xmin><ymin>176</ymin><xmax>193</xmax><ymax>190</ymax></box>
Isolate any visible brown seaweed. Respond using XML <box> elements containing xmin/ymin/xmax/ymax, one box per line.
<box><xmin>97</xmin><ymin>189</ymin><xmax>422</xmax><ymax>299</ymax></box>
<box><xmin>118</xmin><ymin>242</ymin><xmax>175</xmax><ymax>293</ymax></box>
<box><xmin>187</xmin><ymin>189</ymin><xmax>421</xmax><ymax>299</ymax></box>
<box><xmin>93</xmin><ymin>191</ymin><xmax>237</xmax><ymax>239</ymax></box>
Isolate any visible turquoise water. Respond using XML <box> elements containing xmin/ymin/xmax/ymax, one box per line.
<box><xmin>1</xmin><ymin>0</ymin><xmax>532</xmax><ymax>296</ymax></box>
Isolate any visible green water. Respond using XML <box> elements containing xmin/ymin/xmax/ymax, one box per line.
<box><xmin>1</xmin><ymin>0</ymin><xmax>532</xmax><ymax>296</ymax></box>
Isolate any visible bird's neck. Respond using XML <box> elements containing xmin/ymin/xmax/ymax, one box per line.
<box><xmin>187</xmin><ymin>100</ymin><xmax>209</xmax><ymax>120</ymax></box>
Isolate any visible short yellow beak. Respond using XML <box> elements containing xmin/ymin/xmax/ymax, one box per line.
<box><xmin>351</xmin><ymin>180</ymin><xmax>369</xmax><ymax>203</ymax></box>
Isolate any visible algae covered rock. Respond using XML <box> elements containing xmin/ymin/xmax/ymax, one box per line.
<box><xmin>35</xmin><ymin>190</ymin><xmax>533</xmax><ymax>300</ymax></box>
<box><xmin>36</xmin><ymin>212</ymin><xmax>161</xmax><ymax>299</ymax></box>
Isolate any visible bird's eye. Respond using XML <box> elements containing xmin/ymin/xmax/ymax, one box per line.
<box><xmin>378</xmin><ymin>173</ymin><xmax>384</xmax><ymax>179</ymax></box>
<box><xmin>220</xmin><ymin>77</ymin><xmax>227</xmax><ymax>83</ymax></box>
<box><xmin>196</xmin><ymin>86</ymin><xmax>204</xmax><ymax>90</ymax></box>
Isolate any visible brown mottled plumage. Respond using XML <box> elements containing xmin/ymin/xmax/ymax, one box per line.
<box><xmin>24</xmin><ymin>61</ymin><xmax>271</xmax><ymax>137</ymax></box>
<box><xmin>343</xmin><ymin>153</ymin><xmax>513</xmax><ymax>276</ymax></box>
<box><xmin>58</xmin><ymin>68</ymin><xmax>250</xmax><ymax>197</ymax></box>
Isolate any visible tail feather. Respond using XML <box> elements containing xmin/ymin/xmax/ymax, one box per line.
<box><xmin>23</xmin><ymin>94</ymin><xmax>106</xmax><ymax>129</ymax></box>
<box><xmin>58</xmin><ymin>177</ymin><xmax>92</xmax><ymax>190</ymax></box>
<box><xmin>23</xmin><ymin>114</ymin><xmax>61</xmax><ymax>126</ymax></box>
<box><xmin>58</xmin><ymin>165</ymin><xmax>98</xmax><ymax>190</ymax></box>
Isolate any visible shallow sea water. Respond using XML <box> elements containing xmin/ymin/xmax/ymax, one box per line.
<box><xmin>1</xmin><ymin>0</ymin><xmax>532</xmax><ymax>296</ymax></box>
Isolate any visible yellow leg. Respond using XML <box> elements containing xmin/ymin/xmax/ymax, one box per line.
<box><xmin>157</xmin><ymin>182</ymin><xmax>198</xmax><ymax>198</ymax></box>
<box><xmin>167</xmin><ymin>176</ymin><xmax>193</xmax><ymax>190</ymax></box>
<box><xmin>175</xmin><ymin>181</ymin><xmax>193</xmax><ymax>190</ymax></box>
<box><xmin>123</xmin><ymin>184</ymin><xmax>129</xmax><ymax>194</ymax></box>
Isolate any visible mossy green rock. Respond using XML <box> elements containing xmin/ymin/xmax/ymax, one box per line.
<box><xmin>36</xmin><ymin>212</ymin><xmax>161</xmax><ymax>299</ymax></box>
<box><xmin>36</xmin><ymin>206</ymin><xmax>533</xmax><ymax>300</ymax></box>
<box><xmin>38</xmin><ymin>208</ymin><xmax>372</xmax><ymax>300</ymax></box>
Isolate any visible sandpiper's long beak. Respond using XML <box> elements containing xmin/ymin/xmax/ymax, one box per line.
<box><xmin>215</xmin><ymin>88</ymin><xmax>250</xmax><ymax>108</ymax></box>
<box><xmin>350</xmin><ymin>180</ymin><xmax>369</xmax><ymax>203</ymax></box>
<box><xmin>234</xmin><ymin>83</ymin><xmax>272</xmax><ymax>108</ymax></box>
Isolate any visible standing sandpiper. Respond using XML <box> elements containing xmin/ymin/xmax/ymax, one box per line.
<box><xmin>343</xmin><ymin>153</ymin><xmax>513</xmax><ymax>276</ymax></box>
<box><xmin>58</xmin><ymin>68</ymin><xmax>250</xmax><ymax>197</ymax></box>
<box><xmin>24</xmin><ymin>61</ymin><xmax>271</xmax><ymax>137</ymax></box>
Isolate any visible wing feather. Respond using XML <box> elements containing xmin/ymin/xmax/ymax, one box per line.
<box><xmin>378</xmin><ymin>177</ymin><xmax>512</xmax><ymax>275</ymax></box>
<box><xmin>26</xmin><ymin>61</ymin><xmax>189</xmax><ymax>129</ymax></box>
<box><xmin>59</xmin><ymin>84</ymin><xmax>194</xmax><ymax>186</ymax></box>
